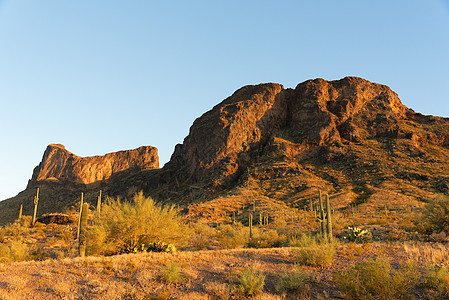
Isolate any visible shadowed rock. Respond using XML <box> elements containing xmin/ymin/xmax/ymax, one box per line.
<box><xmin>37</xmin><ymin>213</ymin><xmax>72</xmax><ymax>225</ymax></box>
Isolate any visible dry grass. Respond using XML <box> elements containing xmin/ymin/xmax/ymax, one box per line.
<box><xmin>0</xmin><ymin>189</ymin><xmax>447</xmax><ymax>299</ymax></box>
<box><xmin>403</xmin><ymin>242</ymin><xmax>449</xmax><ymax>265</ymax></box>
<box><xmin>0</xmin><ymin>242</ymin><xmax>442</xmax><ymax>299</ymax></box>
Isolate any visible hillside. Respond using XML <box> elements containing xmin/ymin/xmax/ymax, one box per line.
<box><xmin>2</xmin><ymin>76</ymin><xmax>449</xmax><ymax>225</ymax></box>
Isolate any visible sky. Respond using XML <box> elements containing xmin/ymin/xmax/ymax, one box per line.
<box><xmin>1</xmin><ymin>1</ymin><xmax>449</xmax><ymax>201</ymax></box>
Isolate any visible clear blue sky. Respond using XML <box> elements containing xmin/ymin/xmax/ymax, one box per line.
<box><xmin>1</xmin><ymin>1</ymin><xmax>449</xmax><ymax>201</ymax></box>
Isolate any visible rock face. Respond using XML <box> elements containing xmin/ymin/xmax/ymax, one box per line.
<box><xmin>167</xmin><ymin>77</ymin><xmax>414</xmax><ymax>187</ymax></box>
<box><xmin>27</xmin><ymin>144</ymin><xmax>159</xmax><ymax>188</ymax></box>
<box><xmin>168</xmin><ymin>82</ymin><xmax>286</xmax><ymax>186</ymax></box>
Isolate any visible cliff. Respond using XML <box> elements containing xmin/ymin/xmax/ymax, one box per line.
<box><xmin>167</xmin><ymin>77</ymin><xmax>413</xmax><ymax>187</ymax></box>
<box><xmin>27</xmin><ymin>144</ymin><xmax>159</xmax><ymax>188</ymax></box>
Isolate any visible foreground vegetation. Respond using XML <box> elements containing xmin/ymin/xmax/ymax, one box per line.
<box><xmin>0</xmin><ymin>242</ymin><xmax>448</xmax><ymax>299</ymax></box>
<box><xmin>1</xmin><ymin>192</ymin><xmax>449</xmax><ymax>299</ymax></box>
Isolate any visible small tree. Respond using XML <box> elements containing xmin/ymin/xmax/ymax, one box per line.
<box><xmin>87</xmin><ymin>192</ymin><xmax>187</xmax><ymax>255</ymax></box>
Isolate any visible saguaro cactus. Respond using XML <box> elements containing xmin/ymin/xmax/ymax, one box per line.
<box><xmin>32</xmin><ymin>188</ymin><xmax>39</xmax><ymax>225</ymax></box>
<box><xmin>97</xmin><ymin>190</ymin><xmax>102</xmax><ymax>216</ymax></box>
<box><xmin>78</xmin><ymin>203</ymin><xmax>89</xmax><ymax>258</ymax></box>
<box><xmin>77</xmin><ymin>192</ymin><xmax>84</xmax><ymax>240</ymax></box>
<box><xmin>325</xmin><ymin>194</ymin><xmax>333</xmax><ymax>242</ymax></box>
<box><xmin>318</xmin><ymin>190</ymin><xmax>326</xmax><ymax>238</ymax></box>
<box><xmin>249</xmin><ymin>213</ymin><xmax>253</xmax><ymax>239</ymax></box>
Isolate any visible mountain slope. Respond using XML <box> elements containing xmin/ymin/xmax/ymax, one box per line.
<box><xmin>2</xmin><ymin>76</ymin><xmax>449</xmax><ymax>225</ymax></box>
<box><xmin>149</xmin><ymin>76</ymin><xmax>449</xmax><ymax>220</ymax></box>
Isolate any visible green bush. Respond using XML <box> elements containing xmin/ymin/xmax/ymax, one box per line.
<box><xmin>0</xmin><ymin>240</ymin><xmax>30</xmax><ymax>263</ymax></box>
<box><xmin>0</xmin><ymin>244</ymin><xmax>10</xmax><ymax>263</ymax></box>
<box><xmin>295</xmin><ymin>245</ymin><xmax>335</xmax><ymax>268</ymax></box>
<box><xmin>188</xmin><ymin>221</ymin><xmax>217</xmax><ymax>250</ymax></box>
<box><xmin>147</xmin><ymin>241</ymin><xmax>176</xmax><ymax>253</ymax></box>
<box><xmin>276</xmin><ymin>265</ymin><xmax>312</xmax><ymax>295</ymax></box>
<box><xmin>216</xmin><ymin>224</ymin><xmax>248</xmax><ymax>249</ymax></box>
<box><xmin>288</xmin><ymin>232</ymin><xmax>319</xmax><ymax>247</ymax></box>
<box><xmin>8</xmin><ymin>240</ymin><xmax>29</xmax><ymax>261</ymax></box>
<box><xmin>424</xmin><ymin>264</ymin><xmax>449</xmax><ymax>298</ymax></box>
<box><xmin>161</xmin><ymin>261</ymin><xmax>184</xmax><ymax>284</ymax></box>
<box><xmin>249</xmin><ymin>228</ymin><xmax>282</xmax><ymax>248</ymax></box>
<box><xmin>15</xmin><ymin>215</ymin><xmax>32</xmax><ymax>228</ymax></box>
<box><xmin>87</xmin><ymin>192</ymin><xmax>187</xmax><ymax>255</ymax></box>
<box><xmin>3</xmin><ymin>216</ymin><xmax>32</xmax><ymax>239</ymax></box>
<box><xmin>237</xmin><ymin>267</ymin><xmax>265</xmax><ymax>297</ymax></box>
<box><xmin>334</xmin><ymin>256</ymin><xmax>419</xmax><ymax>300</ymax></box>
<box><xmin>422</xmin><ymin>196</ymin><xmax>449</xmax><ymax>233</ymax></box>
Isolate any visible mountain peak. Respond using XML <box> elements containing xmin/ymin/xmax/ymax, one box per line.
<box><xmin>27</xmin><ymin>144</ymin><xmax>159</xmax><ymax>188</ymax></box>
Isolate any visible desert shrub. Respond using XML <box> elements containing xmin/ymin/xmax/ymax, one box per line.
<box><xmin>334</xmin><ymin>256</ymin><xmax>419</xmax><ymax>300</ymax></box>
<box><xmin>161</xmin><ymin>261</ymin><xmax>184</xmax><ymax>284</ymax></box>
<box><xmin>249</xmin><ymin>229</ymin><xmax>281</xmax><ymax>248</ymax></box>
<box><xmin>288</xmin><ymin>231</ymin><xmax>340</xmax><ymax>248</ymax></box>
<box><xmin>188</xmin><ymin>221</ymin><xmax>217</xmax><ymax>250</ymax></box>
<box><xmin>276</xmin><ymin>265</ymin><xmax>312</xmax><ymax>295</ymax></box>
<box><xmin>0</xmin><ymin>244</ymin><xmax>10</xmax><ymax>263</ymax></box>
<box><xmin>147</xmin><ymin>241</ymin><xmax>176</xmax><ymax>253</ymax></box>
<box><xmin>15</xmin><ymin>215</ymin><xmax>32</xmax><ymax>228</ymax></box>
<box><xmin>276</xmin><ymin>226</ymin><xmax>303</xmax><ymax>239</ymax></box>
<box><xmin>288</xmin><ymin>232</ymin><xmax>319</xmax><ymax>247</ymax></box>
<box><xmin>237</xmin><ymin>267</ymin><xmax>265</xmax><ymax>297</ymax></box>
<box><xmin>9</xmin><ymin>240</ymin><xmax>30</xmax><ymax>261</ymax></box>
<box><xmin>216</xmin><ymin>224</ymin><xmax>248</xmax><ymax>249</ymax></box>
<box><xmin>0</xmin><ymin>240</ymin><xmax>30</xmax><ymax>262</ymax></box>
<box><xmin>342</xmin><ymin>227</ymin><xmax>372</xmax><ymax>243</ymax></box>
<box><xmin>422</xmin><ymin>196</ymin><xmax>449</xmax><ymax>233</ymax></box>
<box><xmin>385</xmin><ymin>227</ymin><xmax>409</xmax><ymax>242</ymax></box>
<box><xmin>295</xmin><ymin>245</ymin><xmax>335</xmax><ymax>268</ymax></box>
<box><xmin>204</xmin><ymin>282</ymin><xmax>231</xmax><ymax>299</ymax></box>
<box><xmin>30</xmin><ymin>248</ymin><xmax>49</xmax><ymax>261</ymax></box>
<box><xmin>57</xmin><ymin>225</ymin><xmax>75</xmax><ymax>245</ymax></box>
<box><xmin>87</xmin><ymin>192</ymin><xmax>187</xmax><ymax>255</ymax></box>
<box><xmin>3</xmin><ymin>216</ymin><xmax>32</xmax><ymax>238</ymax></box>
<box><xmin>424</xmin><ymin>264</ymin><xmax>449</xmax><ymax>298</ymax></box>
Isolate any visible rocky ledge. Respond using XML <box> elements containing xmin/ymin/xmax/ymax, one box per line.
<box><xmin>27</xmin><ymin>144</ymin><xmax>159</xmax><ymax>188</ymax></box>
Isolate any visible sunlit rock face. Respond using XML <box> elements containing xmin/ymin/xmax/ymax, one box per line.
<box><xmin>27</xmin><ymin>144</ymin><xmax>159</xmax><ymax>187</ymax></box>
<box><xmin>167</xmin><ymin>76</ymin><xmax>411</xmax><ymax>187</ymax></box>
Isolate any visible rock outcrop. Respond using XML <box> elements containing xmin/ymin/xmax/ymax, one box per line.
<box><xmin>27</xmin><ymin>144</ymin><xmax>159</xmax><ymax>188</ymax></box>
<box><xmin>167</xmin><ymin>77</ymin><xmax>415</xmax><ymax>187</ymax></box>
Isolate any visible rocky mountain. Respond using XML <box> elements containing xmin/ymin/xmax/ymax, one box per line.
<box><xmin>27</xmin><ymin>144</ymin><xmax>159</xmax><ymax>188</ymax></box>
<box><xmin>167</xmin><ymin>77</ymin><xmax>409</xmax><ymax>187</ymax></box>
<box><xmin>0</xmin><ymin>145</ymin><xmax>159</xmax><ymax>225</ymax></box>
<box><xmin>156</xmin><ymin>76</ymin><xmax>449</xmax><ymax>220</ymax></box>
<box><xmin>2</xmin><ymin>76</ymin><xmax>449</xmax><ymax>225</ymax></box>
